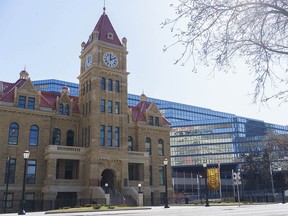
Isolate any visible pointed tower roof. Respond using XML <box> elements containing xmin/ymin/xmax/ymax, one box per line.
<box><xmin>84</xmin><ymin>8</ymin><xmax>122</xmax><ymax>48</ymax></box>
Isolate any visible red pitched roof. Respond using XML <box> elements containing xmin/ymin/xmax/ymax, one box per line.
<box><xmin>130</xmin><ymin>100</ymin><xmax>171</xmax><ymax>126</ymax></box>
<box><xmin>130</xmin><ymin>101</ymin><xmax>150</xmax><ymax>122</ymax></box>
<box><xmin>0</xmin><ymin>79</ymin><xmax>79</xmax><ymax>113</ymax></box>
<box><xmin>40</xmin><ymin>91</ymin><xmax>80</xmax><ymax>113</ymax></box>
<box><xmin>85</xmin><ymin>10</ymin><xmax>122</xmax><ymax>48</ymax></box>
<box><xmin>0</xmin><ymin>79</ymin><xmax>26</xmax><ymax>102</ymax></box>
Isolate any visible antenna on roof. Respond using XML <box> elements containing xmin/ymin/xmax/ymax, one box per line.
<box><xmin>103</xmin><ymin>0</ymin><xmax>106</xmax><ymax>13</ymax></box>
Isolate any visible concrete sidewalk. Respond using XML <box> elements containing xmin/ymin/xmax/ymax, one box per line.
<box><xmin>2</xmin><ymin>203</ymin><xmax>288</xmax><ymax>216</ymax></box>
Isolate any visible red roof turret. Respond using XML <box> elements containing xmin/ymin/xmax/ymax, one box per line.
<box><xmin>84</xmin><ymin>9</ymin><xmax>122</xmax><ymax>49</ymax></box>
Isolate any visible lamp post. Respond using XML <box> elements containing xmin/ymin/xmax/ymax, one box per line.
<box><xmin>138</xmin><ymin>183</ymin><xmax>142</xmax><ymax>193</ymax></box>
<box><xmin>278</xmin><ymin>168</ymin><xmax>286</xmax><ymax>204</ymax></box>
<box><xmin>4</xmin><ymin>156</ymin><xmax>11</xmax><ymax>213</ymax></box>
<box><xmin>203</xmin><ymin>162</ymin><xmax>210</xmax><ymax>207</ymax></box>
<box><xmin>18</xmin><ymin>150</ymin><xmax>30</xmax><ymax>215</ymax></box>
<box><xmin>270</xmin><ymin>163</ymin><xmax>275</xmax><ymax>201</ymax></box>
<box><xmin>163</xmin><ymin>158</ymin><xmax>170</xmax><ymax>208</ymax></box>
<box><xmin>105</xmin><ymin>183</ymin><xmax>109</xmax><ymax>194</ymax></box>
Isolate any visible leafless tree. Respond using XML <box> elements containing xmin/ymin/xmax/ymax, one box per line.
<box><xmin>162</xmin><ymin>0</ymin><xmax>288</xmax><ymax>103</ymax></box>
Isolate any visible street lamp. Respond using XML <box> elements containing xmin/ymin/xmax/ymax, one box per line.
<box><xmin>138</xmin><ymin>183</ymin><xmax>142</xmax><ymax>193</ymax></box>
<box><xmin>105</xmin><ymin>183</ymin><xmax>109</xmax><ymax>194</ymax></box>
<box><xmin>4</xmin><ymin>156</ymin><xmax>11</xmax><ymax>213</ymax></box>
<box><xmin>163</xmin><ymin>158</ymin><xmax>170</xmax><ymax>208</ymax></box>
<box><xmin>18</xmin><ymin>150</ymin><xmax>30</xmax><ymax>215</ymax></box>
<box><xmin>278</xmin><ymin>168</ymin><xmax>286</xmax><ymax>204</ymax></box>
<box><xmin>203</xmin><ymin>162</ymin><xmax>210</xmax><ymax>207</ymax></box>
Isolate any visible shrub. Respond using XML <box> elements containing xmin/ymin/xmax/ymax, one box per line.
<box><xmin>93</xmin><ymin>204</ymin><xmax>102</xmax><ymax>209</ymax></box>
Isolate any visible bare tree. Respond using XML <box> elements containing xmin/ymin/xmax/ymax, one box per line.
<box><xmin>162</xmin><ymin>0</ymin><xmax>288</xmax><ymax>103</ymax></box>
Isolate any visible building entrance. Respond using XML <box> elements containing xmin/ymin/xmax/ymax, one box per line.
<box><xmin>100</xmin><ymin>169</ymin><xmax>115</xmax><ymax>191</ymax></box>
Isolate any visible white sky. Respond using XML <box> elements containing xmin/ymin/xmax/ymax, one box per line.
<box><xmin>0</xmin><ymin>0</ymin><xmax>287</xmax><ymax>125</ymax></box>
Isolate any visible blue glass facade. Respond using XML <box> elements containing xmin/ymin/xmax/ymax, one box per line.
<box><xmin>33</xmin><ymin>79</ymin><xmax>288</xmax><ymax>169</ymax></box>
<box><xmin>33</xmin><ymin>79</ymin><xmax>79</xmax><ymax>97</ymax></box>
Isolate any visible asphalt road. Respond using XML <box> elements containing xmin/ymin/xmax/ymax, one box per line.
<box><xmin>2</xmin><ymin>204</ymin><xmax>288</xmax><ymax>216</ymax></box>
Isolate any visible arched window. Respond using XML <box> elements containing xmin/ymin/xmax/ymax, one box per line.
<box><xmin>66</xmin><ymin>130</ymin><xmax>74</xmax><ymax>146</ymax></box>
<box><xmin>128</xmin><ymin>136</ymin><xmax>133</xmax><ymax>151</ymax></box>
<box><xmin>52</xmin><ymin>128</ymin><xmax>61</xmax><ymax>145</ymax></box>
<box><xmin>65</xmin><ymin>104</ymin><xmax>70</xmax><ymax>115</ymax></box>
<box><xmin>158</xmin><ymin>139</ymin><xmax>164</xmax><ymax>156</ymax></box>
<box><xmin>108</xmin><ymin>79</ymin><xmax>113</xmax><ymax>91</ymax></box>
<box><xmin>29</xmin><ymin>125</ymin><xmax>39</xmax><ymax>146</ymax></box>
<box><xmin>115</xmin><ymin>80</ymin><xmax>120</xmax><ymax>92</ymax></box>
<box><xmin>8</xmin><ymin>123</ymin><xmax>19</xmax><ymax>145</ymax></box>
<box><xmin>145</xmin><ymin>137</ymin><xmax>152</xmax><ymax>155</ymax></box>
<box><xmin>101</xmin><ymin>77</ymin><xmax>106</xmax><ymax>90</ymax></box>
<box><xmin>59</xmin><ymin>104</ymin><xmax>64</xmax><ymax>115</ymax></box>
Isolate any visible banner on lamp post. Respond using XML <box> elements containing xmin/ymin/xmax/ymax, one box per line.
<box><xmin>207</xmin><ymin>168</ymin><xmax>220</xmax><ymax>190</ymax></box>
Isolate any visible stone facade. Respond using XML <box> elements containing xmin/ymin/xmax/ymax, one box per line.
<box><xmin>0</xmin><ymin>9</ymin><xmax>172</xmax><ymax>213</ymax></box>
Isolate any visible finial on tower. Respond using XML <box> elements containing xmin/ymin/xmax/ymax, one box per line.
<box><xmin>103</xmin><ymin>0</ymin><xmax>106</xmax><ymax>13</ymax></box>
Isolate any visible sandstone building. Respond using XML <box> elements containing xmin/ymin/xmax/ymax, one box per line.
<box><xmin>0</xmin><ymin>8</ymin><xmax>172</xmax><ymax>213</ymax></box>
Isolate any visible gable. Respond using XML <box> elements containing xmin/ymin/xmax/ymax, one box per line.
<box><xmin>17</xmin><ymin>78</ymin><xmax>39</xmax><ymax>96</ymax></box>
<box><xmin>59</xmin><ymin>93</ymin><xmax>71</xmax><ymax>103</ymax></box>
<box><xmin>147</xmin><ymin>102</ymin><xmax>161</xmax><ymax>115</ymax></box>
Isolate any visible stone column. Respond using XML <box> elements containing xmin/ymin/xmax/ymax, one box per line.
<box><xmin>138</xmin><ymin>193</ymin><xmax>143</xmax><ymax>206</ymax></box>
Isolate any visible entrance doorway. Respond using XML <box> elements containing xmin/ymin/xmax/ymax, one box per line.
<box><xmin>100</xmin><ymin>169</ymin><xmax>115</xmax><ymax>191</ymax></box>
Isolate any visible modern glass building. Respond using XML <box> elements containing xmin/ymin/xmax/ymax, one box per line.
<box><xmin>33</xmin><ymin>79</ymin><xmax>288</xmax><ymax>196</ymax></box>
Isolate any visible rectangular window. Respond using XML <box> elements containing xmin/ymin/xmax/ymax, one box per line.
<box><xmin>56</xmin><ymin>160</ymin><xmax>79</xmax><ymax>179</ymax></box>
<box><xmin>149</xmin><ymin>166</ymin><xmax>153</xmax><ymax>186</ymax></box>
<box><xmin>86</xmin><ymin>102</ymin><xmax>88</xmax><ymax>116</ymax></box>
<box><xmin>108</xmin><ymin>79</ymin><xmax>113</xmax><ymax>91</ymax></box>
<box><xmin>18</xmin><ymin>96</ymin><xmax>26</xmax><ymax>108</ymax></box>
<box><xmin>115</xmin><ymin>102</ymin><xmax>120</xmax><ymax>114</ymax></box>
<box><xmin>108</xmin><ymin>126</ymin><xmax>112</xmax><ymax>147</ymax></box>
<box><xmin>88</xmin><ymin>126</ymin><xmax>90</xmax><ymax>146</ymax></box>
<box><xmin>25</xmin><ymin>193</ymin><xmax>35</xmax><ymax>211</ymax></box>
<box><xmin>101</xmin><ymin>77</ymin><xmax>106</xmax><ymax>90</ymax></box>
<box><xmin>27</xmin><ymin>97</ymin><xmax>35</xmax><ymax>110</ymax></box>
<box><xmin>100</xmin><ymin>125</ymin><xmax>105</xmax><ymax>146</ymax></box>
<box><xmin>149</xmin><ymin>116</ymin><xmax>153</xmax><ymax>125</ymax></box>
<box><xmin>2</xmin><ymin>193</ymin><xmax>13</xmax><ymax>208</ymax></box>
<box><xmin>26</xmin><ymin>160</ymin><xmax>36</xmax><ymax>184</ymax></box>
<box><xmin>82</xmin><ymin>128</ymin><xmax>84</xmax><ymax>147</ymax></box>
<box><xmin>159</xmin><ymin>166</ymin><xmax>164</xmax><ymax>186</ymax></box>
<box><xmin>4</xmin><ymin>158</ymin><xmax>16</xmax><ymax>184</ymax></box>
<box><xmin>155</xmin><ymin>117</ymin><xmax>159</xmax><ymax>126</ymax></box>
<box><xmin>89</xmin><ymin>101</ymin><xmax>91</xmax><ymax>114</ymax></box>
<box><xmin>114</xmin><ymin>127</ymin><xmax>120</xmax><ymax>147</ymax></box>
<box><xmin>84</xmin><ymin>127</ymin><xmax>87</xmax><ymax>147</ymax></box>
<box><xmin>158</xmin><ymin>142</ymin><xmax>164</xmax><ymax>156</ymax></box>
<box><xmin>65</xmin><ymin>161</ymin><xmax>73</xmax><ymax>179</ymax></box>
<box><xmin>108</xmin><ymin>100</ymin><xmax>113</xmax><ymax>113</ymax></box>
<box><xmin>100</xmin><ymin>99</ymin><xmax>105</xmax><ymax>112</ymax></box>
<box><xmin>115</xmin><ymin>80</ymin><xmax>120</xmax><ymax>92</ymax></box>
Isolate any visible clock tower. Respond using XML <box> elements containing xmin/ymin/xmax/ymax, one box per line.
<box><xmin>78</xmin><ymin>7</ymin><xmax>129</xmax><ymax>196</ymax></box>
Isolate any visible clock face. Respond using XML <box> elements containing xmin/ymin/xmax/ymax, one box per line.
<box><xmin>103</xmin><ymin>52</ymin><xmax>118</xmax><ymax>68</ymax></box>
<box><xmin>85</xmin><ymin>54</ymin><xmax>92</xmax><ymax>70</ymax></box>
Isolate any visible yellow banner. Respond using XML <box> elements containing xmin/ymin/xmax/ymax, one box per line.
<box><xmin>207</xmin><ymin>168</ymin><xmax>220</xmax><ymax>190</ymax></box>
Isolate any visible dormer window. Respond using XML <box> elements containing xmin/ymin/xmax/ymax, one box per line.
<box><xmin>18</xmin><ymin>96</ymin><xmax>26</xmax><ymax>108</ymax></box>
<box><xmin>148</xmin><ymin>116</ymin><xmax>154</xmax><ymax>125</ymax></box>
<box><xmin>155</xmin><ymin>117</ymin><xmax>160</xmax><ymax>126</ymax></box>
<box><xmin>107</xmin><ymin>32</ymin><xmax>114</xmax><ymax>39</ymax></box>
